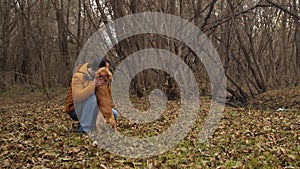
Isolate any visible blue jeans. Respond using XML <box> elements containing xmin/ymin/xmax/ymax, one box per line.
<box><xmin>71</xmin><ymin>95</ymin><xmax>118</xmax><ymax>133</ymax></box>
<box><xmin>69</xmin><ymin>110</ymin><xmax>78</xmax><ymax>121</ymax></box>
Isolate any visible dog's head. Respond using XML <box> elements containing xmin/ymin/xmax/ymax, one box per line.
<box><xmin>96</xmin><ymin>67</ymin><xmax>112</xmax><ymax>81</ymax></box>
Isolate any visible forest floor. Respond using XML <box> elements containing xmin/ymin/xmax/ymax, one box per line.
<box><xmin>0</xmin><ymin>86</ymin><xmax>299</xmax><ymax>168</ymax></box>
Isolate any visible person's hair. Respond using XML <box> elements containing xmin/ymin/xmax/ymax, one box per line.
<box><xmin>98</xmin><ymin>58</ymin><xmax>110</xmax><ymax>68</ymax></box>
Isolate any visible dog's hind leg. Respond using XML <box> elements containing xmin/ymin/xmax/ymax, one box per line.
<box><xmin>95</xmin><ymin>111</ymin><xmax>106</xmax><ymax>136</ymax></box>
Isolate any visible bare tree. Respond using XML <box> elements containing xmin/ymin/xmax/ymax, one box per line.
<box><xmin>0</xmin><ymin>0</ymin><xmax>298</xmax><ymax>104</ymax></box>
<box><xmin>266</xmin><ymin>0</ymin><xmax>300</xmax><ymax>82</ymax></box>
<box><xmin>0</xmin><ymin>0</ymin><xmax>18</xmax><ymax>88</ymax></box>
<box><xmin>52</xmin><ymin>0</ymin><xmax>70</xmax><ymax>86</ymax></box>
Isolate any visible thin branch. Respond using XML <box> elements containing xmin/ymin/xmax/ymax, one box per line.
<box><xmin>201</xmin><ymin>0</ymin><xmax>218</xmax><ymax>30</ymax></box>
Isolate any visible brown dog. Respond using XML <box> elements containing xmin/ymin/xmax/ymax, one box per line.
<box><xmin>95</xmin><ymin>67</ymin><xmax>117</xmax><ymax>131</ymax></box>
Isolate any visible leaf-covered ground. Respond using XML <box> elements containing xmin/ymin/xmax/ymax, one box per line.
<box><xmin>248</xmin><ymin>86</ymin><xmax>300</xmax><ymax>110</ymax></box>
<box><xmin>0</xmin><ymin>87</ymin><xmax>299</xmax><ymax>168</ymax></box>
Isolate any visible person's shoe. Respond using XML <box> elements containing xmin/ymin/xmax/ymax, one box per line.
<box><xmin>113</xmin><ymin>111</ymin><xmax>118</xmax><ymax>122</ymax></box>
<box><xmin>92</xmin><ymin>140</ymin><xmax>99</xmax><ymax>146</ymax></box>
<box><xmin>77</xmin><ymin>123</ymin><xmax>87</xmax><ymax>134</ymax></box>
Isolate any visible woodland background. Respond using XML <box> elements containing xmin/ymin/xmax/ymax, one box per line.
<box><xmin>1</xmin><ymin>0</ymin><xmax>300</xmax><ymax>168</ymax></box>
<box><xmin>1</xmin><ymin>0</ymin><xmax>300</xmax><ymax>103</ymax></box>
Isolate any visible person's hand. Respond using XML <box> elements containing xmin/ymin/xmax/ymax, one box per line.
<box><xmin>94</xmin><ymin>76</ymin><xmax>107</xmax><ymax>88</ymax></box>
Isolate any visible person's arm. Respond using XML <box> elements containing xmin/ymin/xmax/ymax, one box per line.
<box><xmin>94</xmin><ymin>76</ymin><xmax>107</xmax><ymax>87</ymax></box>
<box><xmin>72</xmin><ymin>73</ymin><xmax>95</xmax><ymax>104</ymax></box>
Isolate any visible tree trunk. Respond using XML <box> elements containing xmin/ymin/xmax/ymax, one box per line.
<box><xmin>55</xmin><ymin>0</ymin><xmax>70</xmax><ymax>86</ymax></box>
<box><xmin>76</xmin><ymin>0</ymin><xmax>82</xmax><ymax>57</ymax></box>
<box><xmin>293</xmin><ymin>7</ymin><xmax>300</xmax><ymax>82</ymax></box>
<box><xmin>1</xmin><ymin>0</ymin><xmax>10</xmax><ymax>72</ymax></box>
<box><xmin>39</xmin><ymin>0</ymin><xmax>50</xmax><ymax>98</ymax></box>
